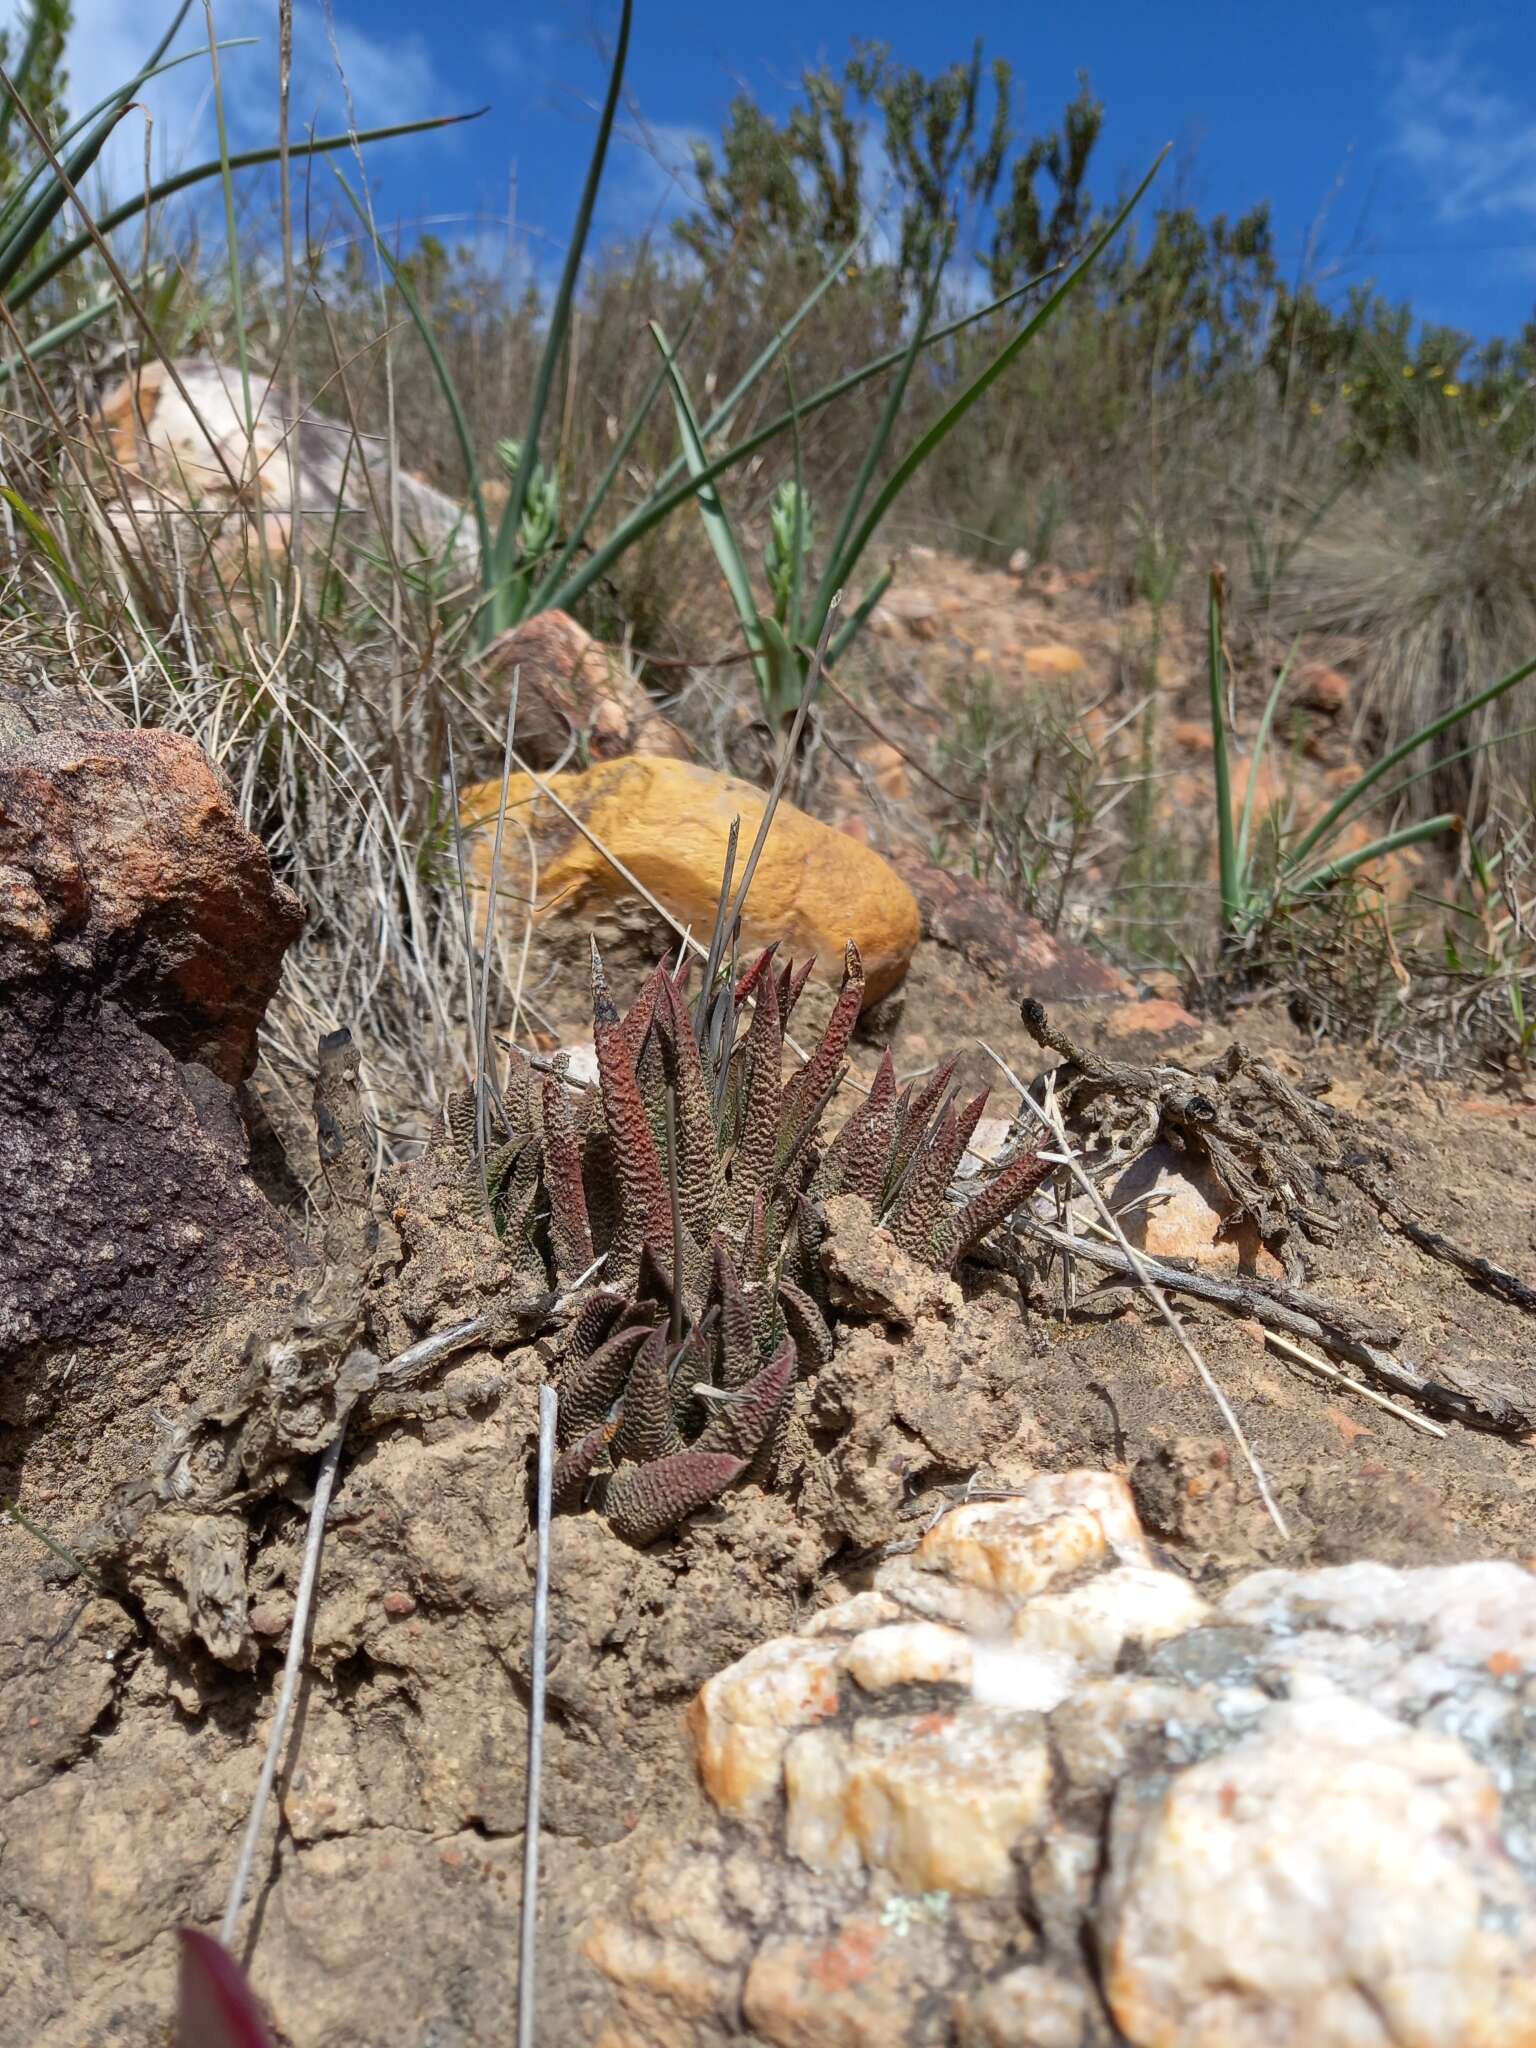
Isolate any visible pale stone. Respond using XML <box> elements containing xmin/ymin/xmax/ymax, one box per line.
<box><xmin>915</xmin><ymin>1472</ymin><xmax>1151</xmax><ymax>1602</ymax></box>
<box><xmin>1107</xmin><ymin>1142</ymin><xmax>1281</xmax><ymax>1277</ymax></box>
<box><xmin>955</xmin><ymin>1115</ymin><xmax>1016</xmax><ymax>1181</ymax></box>
<box><xmin>687</xmin><ymin>1637</ymin><xmax>845</xmax><ymax>1822</ymax></box>
<box><xmin>460</xmin><ymin>757</ymin><xmax>921</xmax><ymax>1007</ymax></box>
<box><xmin>870</xmin><ymin>1555</ymin><xmax>1016</xmax><ymax>1637</ymax></box>
<box><xmin>1098</xmin><ymin>1694</ymin><xmax>1536</xmax><ymax>2048</ymax></box>
<box><xmin>955</xmin><ymin>1964</ymin><xmax>1092</xmax><ymax>2047</ymax></box>
<box><xmin>800</xmin><ymin>1593</ymin><xmax>905</xmax><ymax>1639</ymax></box>
<box><xmin>785</xmin><ymin>1708</ymin><xmax>1053</xmax><ymax>1895</ymax></box>
<box><xmin>744</xmin><ymin>1914</ymin><xmax>954</xmax><ymax>2048</ymax></box>
<box><xmin>841</xmin><ymin>1621</ymin><xmax>974</xmax><ymax>1693</ymax></box>
<box><xmin>969</xmin><ymin>1643</ymin><xmax>1079</xmax><ymax>1713</ymax></box>
<box><xmin>1009</xmin><ymin>1567</ymin><xmax>1210</xmax><ymax>1670</ymax></box>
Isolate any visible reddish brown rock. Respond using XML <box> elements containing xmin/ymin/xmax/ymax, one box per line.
<box><xmin>1099</xmin><ymin>998</ymin><xmax>1201</xmax><ymax>1051</ymax></box>
<box><xmin>890</xmin><ymin>855</ymin><xmax>1132</xmax><ymax>1001</ymax></box>
<box><xmin>476</xmin><ymin>610</ymin><xmax>689</xmax><ymax>770</ymax></box>
<box><xmin>1295</xmin><ymin>662</ymin><xmax>1350</xmax><ymax>716</ymax></box>
<box><xmin>0</xmin><ymin>696</ymin><xmax>303</xmax><ymax>1082</ymax></box>
<box><xmin>0</xmin><ymin>688</ymin><xmax>302</xmax><ymax>1349</ymax></box>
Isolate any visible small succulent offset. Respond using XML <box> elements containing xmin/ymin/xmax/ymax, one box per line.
<box><xmin>445</xmin><ymin>939</ymin><xmax>1054</xmax><ymax>1544</ymax></box>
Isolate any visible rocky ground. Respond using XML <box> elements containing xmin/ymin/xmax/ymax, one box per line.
<box><xmin>2</xmin><ymin>564</ymin><xmax>1535</xmax><ymax>2047</ymax></box>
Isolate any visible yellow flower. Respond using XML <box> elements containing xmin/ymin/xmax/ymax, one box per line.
<box><xmin>1442</xmin><ymin>382</ymin><xmax>1461</xmax><ymax>397</ymax></box>
<box><xmin>1401</xmin><ymin>363</ymin><xmax>1415</xmax><ymax>377</ymax></box>
<box><xmin>1427</xmin><ymin>364</ymin><xmax>1444</xmax><ymax>378</ymax></box>
<box><xmin>1309</xmin><ymin>400</ymin><xmax>1324</xmax><ymax>415</ymax></box>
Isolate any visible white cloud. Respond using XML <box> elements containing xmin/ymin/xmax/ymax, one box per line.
<box><xmin>604</xmin><ymin>117</ymin><xmax>707</xmax><ymax>234</ymax></box>
<box><xmin>5</xmin><ymin>0</ymin><xmax>455</xmax><ymax>200</ymax></box>
<box><xmin>1387</xmin><ymin>43</ymin><xmax>1536</xmax><ymax>225</ymax></box>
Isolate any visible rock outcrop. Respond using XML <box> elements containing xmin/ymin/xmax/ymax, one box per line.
<box><xmin>590</xmin><ymin>1471</ymin><xmax>1536</xmax><ymax>2047</ymax></box>
<box><xmin>0</xmin><ymin>686</ymin><xmax>303</xmax><ymax>1351</ymax></box>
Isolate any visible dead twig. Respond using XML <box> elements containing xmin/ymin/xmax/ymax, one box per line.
<box><xmin>1005</xmin><ymin>1215</ymin><xmax>1525</xmax><ymax>1434</ymax></box>
<box><xmin>518</xmin><ymin>1383</ymin><xmax>558</xmax><ymax>2048</ymax></box>
<box><xmin>981</xmin><ymin>1039</ymin><xmax>1291</xmax><ymax>1538</ymax></box>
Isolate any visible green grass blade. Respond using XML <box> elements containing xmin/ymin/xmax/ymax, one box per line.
<box><xmin>527</xmin><ymin>287</ymin><xmax>706</xmax><ymax>614</ymax></box>
<box><xmin>821</xmin><ymin>149</ymin><xmax>1169</xmax><ymax>610</ymax></box>
<box><xmin>488</xmin><ymin>0</ymin><xmax>631</xmax><ymax>639</ymax></box>
<box><xmin>0</xmin><ymin>287</ymin><xmax>116</xmax><ymax>379</ymax></box>
<box><xmin>0</xmin><ymin>31</ymin><xmax>251</xmax><ymax>247</ymax></box>
<box><xmin>1286</xmin><ymin>815</ymin><xmax>1463</xmax><ymax>900</ymax></box>
<box><xmin>1286</xmin><ymin>653</ymin><xmax>1536</xmax><ymax>874</ymax></box>
<box><xmin>0</xmin><ymin>95</ymin><xmax>136</xmax><ymax>291</ymax></box>
<box><xmin>1</xmin><ymin>484</ymin><xmax>84</xmax><ymax>607</ymax></box>
<box><xmin>334</xmin><ymin>168</ymin><xmax>491</xmax><ymax>580</ymax></box>
<box><xmin>1207</xmin><ymin>569</ymin><xmax>1241</xmax><ymax>933</ymax></box>
<box><xmin>652</xmin><ymin>319</ymin><xmax>767</xmax><ymax>689</ymax></box>
<box><xmin>0</xmin><ymin>1</ymin><xmax>62</xmax><ymax>158</ymax></box>
<box><xmin>814</xmin><ymin>255</ymin><xmax>945</xmax><ymax>627</ymax></box>
<box><xmin>1366</xmin><ymin>719</ymin><xmax>1536</xmax><ymax>822</ymax></box>
<box><xmin>545</xmin><ymin>269</ymin><xmax>1078</xmax><ymax>620</ymax></box>
<box><xmin>9</xmin><ymin>109</ymin><xmax>485</xmax><ymax>308</ymax></box>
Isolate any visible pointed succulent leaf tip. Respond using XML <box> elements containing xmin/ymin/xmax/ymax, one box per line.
<box><xmin>542</xmin><ymin>1069</ymin><xmax>596</xmax><ymax>1282</ymax></box>
<box><xmin>445</xmin><ymin>1085</ymin><xmax>478</xmax><ymax>1160</ymax></box>
<box><xmin>636</xmin><ymin>1238</ymin><xmax>679</xmax><ymax>1314</ymax></box>
<box><xmin>590</xmin><ymin>934</ymin><xmax>620</xmax><ymax>1029</ymax></box>
<box><xmin>606</xmin><ymin>1450</ymin><xmax>745</xmax><ymax>1545</ymax></box>
<box><xmin>667</xmin><ymin>1316</ymin><xmax>717</xmax><ymax>1431</ymax></box>
<box><xmin>176</xmin><ymin>1929</ymin><xmax>274</xmax><ymax>2048</ymax></box>
<box><xmin>502</xmin><ymin>1042</ymin><xmax>534</xmax><ymax>1131</ymax></box>
<box><xmin>552</xmin><ymin>1422</ymin><xmax>615</xmax><ymax>1512</ymax></box>
<box><xmin>732</xmin><ymin>943</ymin><xmax>780</xmax><ymax>1007</ymax></box>
<box><xmin>696</xmin><ymin>1338</ymin><xmax>795</xmax><ymax>1462</ymax></box>
<box><xmin>562</xmin><ymin>1288</ymin><xmax>626</xmax><ymax>1371</ymax></box>
<box><xmin>778</xmin><ymin>941</ymin><xmax>864</xmax><ymax>1162</ymax></box>
<box><xmin>932</xmin><ymin>1136</ymin><xmax>1059</xmax><ymax>1271</ymax></box>
<box><xmin>776</xmin><ymin>1276</ymin><xmax>834</xmax><ymax>1371</ymax></box>
<box><xmin>620</xmin><ymin>959</ymin><xmax>670</xmax><ymax>1066</ymax></box>
<box><xmin>555</xmin><ymin>1322</ymin><xmax>651</xmax><ymax>1444</ymax></box>
<box><xmin>782</xmin><ymin>955</ymin><xmax>816</xmax><ymax>1029</ymax></box>
<box><xmin>612</xmin><ymin>1325</ymin><xmax>686</xmax><ymax>1466</ymax></box>
<box><xmin>592</xmin><ymin>942</ymin><xmax>673</xmax><ymax>1258</ymax></box>
<box><xmin>832</xmin><ymin>1100</ymin><xmax>899</xmax><ymax>1204</ymax></box>
<box><xmin>882</xmin><ymin>1057</ymin><xmax>961</xmax><ymax>1210</ymax></box>
<box><xmin>886</xmin><ymin>1091</ymin><xmax>984</xmax><ymax>1259</ymax></box>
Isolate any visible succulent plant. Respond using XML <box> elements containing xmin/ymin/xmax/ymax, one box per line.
<box><xmin>444</xmin><ymin>938</ymin><xmax>1054</xmax><ymax>1542</ymax></box>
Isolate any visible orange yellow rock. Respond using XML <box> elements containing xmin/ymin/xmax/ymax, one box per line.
<box><xmin>459</xmin><ymin>757</ymin><xmax>922</xmax><ymax>1006</ymax></box>
<box><xmin>1023</xmin><ymin>644</ymin><xmax>1087</xmax><ymax>679</ymax></box>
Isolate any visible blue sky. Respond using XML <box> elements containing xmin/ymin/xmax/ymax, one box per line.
<box><xmin>36</xmin><ymin>0</ymin><xmax>1536</xmax><ymax>343</ymax></box>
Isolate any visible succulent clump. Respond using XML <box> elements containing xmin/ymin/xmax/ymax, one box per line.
<box><xmin>444</xmin><ymin>937</ymin><xmax>1054</xmax><ymax>1542</ymax></box>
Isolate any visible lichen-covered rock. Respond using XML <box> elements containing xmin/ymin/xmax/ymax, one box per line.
<box><xmin>591</xmin><ymin>1478</ymin><xmax>1536</xmax><ymax>2048</ymax></box>
<box><xmin>460</xmin><ymin>757</ymin><xmax>922</xmax><ymax>1006</ymax></box>
<box><xmin>1099</xmin><ymin>1692</ymin><xmax>1536</xmax><ymax>2048</ymax></box>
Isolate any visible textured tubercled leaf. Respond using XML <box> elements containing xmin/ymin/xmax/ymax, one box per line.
<box><xmin>442</xmin><ymin>937</ymin><xmax>1057</xmax><ymax>1541</ymax></box>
